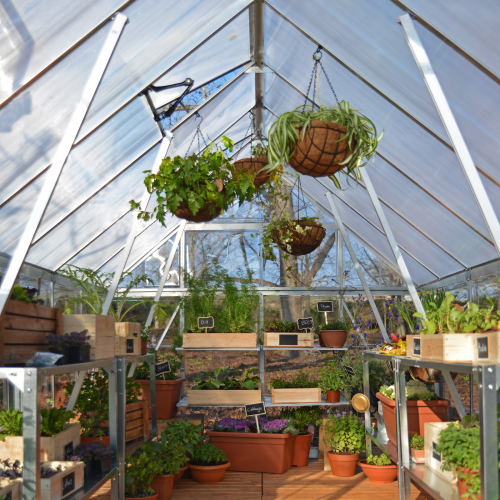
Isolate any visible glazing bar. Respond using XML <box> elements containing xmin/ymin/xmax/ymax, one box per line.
<box><xmin>442</xmin><ymin>370</ymin><xmax>466</xmax><ymax>419</ymax></box>
<box><xmin>66</xmin><ymin>370</ymin><xmax>87</xmax><ymax>412</ymax></box>
<box><xmin>116</xmin><ymin>358</ymin><xmax>126</xmax><ymax>499</ymax></box>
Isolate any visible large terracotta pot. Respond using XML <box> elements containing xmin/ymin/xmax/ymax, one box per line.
<box><xmin>207</xmin><ymin>431</ymin><xmax>295</xmax><ymax>473</ymax></box>
<box><xmin>188</xmin><ymin>462</ymin><xmax>230</xmax><ymax>484</ymax></box>
<box><xmin>326</xmin><ymin>390</ymin><xmax>340</xmax><ymax>403</ymax></box>
<box><xmin>458</xmin><ymin>468</ymin><xmax>481</xmax><ymax>500</ymax></box>
<box><xmin>358</xmin><ymin>459</ymin><xmax>397</xmax><ymax>484</ymax></box>
<box><xmin>233</xmin><ymin>157</ymin><xmax>270</xmax><ymax>188</ymax></box>
<box><xmin>327</xmin><ymin>452</ymin><xmax>360</xmax><ymax>477</ymax></box>
<box><xmin>80</xmin><ymin>436</ymin><xmax>110</xmax><ymax>446</ymax></box>
<box><xmin>151</xmin><ymin>474</ymin><xmax>174</xmax><ymax>500</ymax></box>
<box><xmin>174</xmin><ymin>464</ymin><xmax>188</xmax><ymax>485</ymax></box>
<box><xmin>317</xmin><ymin>333</ymin><xmax>327</xmax><ymax>347</ymax></box>
<box><xmin>376</xmin><ymin>392</ymin><xmax>450</xmax><ymax>445</ymax></box>
<box><xmin>125</xmin><ymin>494</ymin><xmax>158</xmax><ymax>500</ymax></box>
<box><xmin>272</xmin><ymin>220</ymin><xmax>326</xmax><ymax>256</ymax></box>
<box><xmin>320</xmin><ymin>330</ymin><xmax>347</xmax><ymax>348</ymax></box>
<box><xmin>138</xmin><ymin>378</ymin><xmax>185</xmax><ymax>420</ymax></box>
<box><xmin>292</xmin><ymin>432</ymin><xmax>313</xmax><ymax>467</ymax></box>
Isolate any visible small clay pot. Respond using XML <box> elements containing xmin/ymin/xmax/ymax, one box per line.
<box><xmin>291</xmin><ymin>432</ymin><xmax>313</xmax><ymax>467</ymax></box>
<box><xmin>326</xmin><ymin>390</ymin><xmax>340</xmax><ymax>403</ymax></box>
<box><xmin>358</xmin><ymin>459</ymin><xmax>397</xmax><ymax>484</ymax></box>
<box><xmin>188</xmin><ymin>462</ymin><xmax>230</xmax><ymax>484</ymax></box>
<box><xmin>151</xmin><ymin>474</ymin><xmax>174</xmax><ymax>500</ymax></box>
<box><xmin>411</xmin><ymin>448</ymin><xmax>425</xmax><ymax>464</ymax></box>
<box><xmin>458</xmin><ymin>468</ymin><xmax>481</xmax><ymax>500</ymax></box>
<box><xmin>327</xmin><ymin>452</ymin><xmax>360</xmax><ymax>477</ymax></box>
<box><xmin>174</xmin><ymin>464</ymin><xmax>188</xmax><ymax>485</ymax></box>
<box><xmin>320</xmin><ymin>330</ymin><xmax>347</xmax><ymax>348</ymax></box>
<box><xmin>141</xmin><ymin>340</ymin><xmax>148</xmax><ymax>355</ymax></box>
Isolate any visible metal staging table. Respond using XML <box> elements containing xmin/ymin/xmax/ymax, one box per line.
<box><xmin>362</xmin><ymin>351</ymin><xmax>499</xmax><ymax>500</ymax></box>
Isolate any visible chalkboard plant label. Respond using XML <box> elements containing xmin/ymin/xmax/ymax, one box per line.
<box><xmin>155</xmin><ymin>360</ymin><xmax>171</xmax><ymax>375</ymax></box>
<box><xmin>197</xmin><ymin>316</ymin><xmax>214</xmax><ymax>329</ymax></box>
<box><xmin>62</xmin><ymin>471</ymin><xmax>75</xmax><ymax>496</ymax></box>
<box><xmin>413</xmin><ymin>337</ymin><xmax>421</xmax><ymax>356</ymax></box>
<box><xmin>476</xmin><ymin>336</ymin><xmax>489</xmax><ymax>360</ymax></box>
<box><xmin>317</xmin><ymin>302</ymin><xmax>333</xmax><ymax>312</ymax></box>
<box><xmin>245</xmin><ymin>402</ymin><xmax>266</xmax><ymax>417</ymax></box>
<box><xmin>297</xmin><ymin>317</ymin><xmax>314</xmax><ymax>331</ymax></box>
<box><xmin>343</xmin><ymin>365</ymin><xmax>355</xmax><ymax>376</ymax></box>
<box><xmin>279</xmin><ymin>334</ymin><xmax>298</xmax><ymax>346</ymax></box>
<box><xmin>432</xmin><ymin>441</ymin><xmax>441</xmax><ymax>462</ymax></box>
<box><xmin>126</xmin><ymin>338</ymin><xmax>134</xmax><ymax>353</ymax></box>
<box><xmin>64</xmin><ymin>442</ymin><xmax>74</xmax><ymax>461</ymax></box>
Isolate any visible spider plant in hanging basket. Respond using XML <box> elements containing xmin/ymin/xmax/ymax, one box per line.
<box><xmin>267</xmin><ymin>101</ymin><xmax>382</xmax><ymax>187</ymax></box>
<box><xmin>130</xmin><ymin>136</ymin><xmax>257</xmax><ymax>224</ymax></box>
<box><xmin>233</xmin><ymin>143</ymin><xmax>271</xmax><ymax>189</ymax></box>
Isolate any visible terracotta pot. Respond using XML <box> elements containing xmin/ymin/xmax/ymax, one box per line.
<box><xmin>376</xmin><ymin>392</ymin><xmax>450</xmax><ymax>445</ymax></box>
<box><xmin>358</xmin><ymin>459</ymin><xmax>397</xmax><ymax>484</ymax></box>
<box><xmin>411</xmin><ymin>448</ymin><xmax>425</xmax><ymax>464</ymax></box>
<box><xmin>207</xmin><ymin>431</ymin><xmax>295</xmax><ymax>473</ymax></box>
<box><xmin>458</xmin><ymin>468</ymin><xmax>481</xmax><ymax>500</ymax></box>
<box><xmin>272</xmin><ymin>220</ymin><xmax>326</xmax><ymax>256</ymax></box>
<box><xmin>125</xmin><ymin>494</ymin><xmax>158</xmax><ymax>500</ymax></box>
<box><xmin>151</xmin><ymin>474</ymin><xmax>174</xmax><ymax>500</ymax></box>
<box><xmin>320</xmin><ymin>330</ymin><xmax>347</xmax><ymax>348</ymax></box>
<box><xmin>80</xmin><ymin>436</ymin><xmax>110</xmax><ymax>446</ymax></box>
<box><xmin>233</xmin><ymin>157</ymin><xmax>270</xmax><ymax>188</ymax></box>
<box><xmin>317</xmin><ymin>333</ymin><xmax>326</xmax><ymax>347</ymax></box>
<box><xmin>327</xmin><ymin>452</ymin><xmax>360</xmax><ymax>477</ymax></box>
<box><xmin>188</xmin><ymin>462</ymin><xmax>230</xmax><ymax>484</ymax></box>
<box><xmin>175</xmin><ymin>201</ymin><xmax>222</xmax><ymax>223</ymax></box>
<box><xmin>290</xmin><ymin>121</ymin><xmax>354</xmax><ymax>177</ymax></box>
<box><xmin>326</xmin><ymin>390</ymin><xmax>340</xmax><ymax>403</ymax></box>
<box><xmin>141</xmin><ymin>340</ymin><xmax>148</xmax><ymax>355</ymax></box>
<box><xmin>292</xmin><ymin>432</ymin><xmax>313</xmax><ymax>467</ymax></box>
<box><xmin>137</xmin><ymin>378</ymin><xmax>185</xmax><ymax>420</ymax></box>
<box><xmin>174</xmin><ymin>464</ymin><xmax>188</xmax><ymax>485</ymax></box>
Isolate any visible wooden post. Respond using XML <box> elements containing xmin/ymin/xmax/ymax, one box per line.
<box><xmin>255</xmin><ymin>415</ymin><xmax>260</xmax><ymax>433</ymax></box>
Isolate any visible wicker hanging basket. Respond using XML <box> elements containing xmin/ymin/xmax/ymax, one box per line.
<box><xmin>233</xmin><ymin>156</ymin><xmax>270</xmax><ymax>189</ymax></box>
<box><xmin>272</xmin><ymin>220</ymin><xmax>326</xmax><ymax>256</ymax></box>
<box><xmin>289</xmin><ymin>121</ymin><xmax>354</xmax><ymax>177</ymax></box>
<box><xmin>175</xmin><ymin>201</ymin><xmax>222</xmax><ymax>223</ymax></box>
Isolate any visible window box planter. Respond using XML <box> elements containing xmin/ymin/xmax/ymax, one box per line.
<box><xmin>424</xmin><ymin>422</ymin><xmax>457</xmax><ymax>483</ymax></box>
<box><xmin>187</xmin><ymin>388</ymin><xmax>261</xmax><ymax>406</ymax></box>
<box><xmin>41</xmin><ymin>461</ymin><xmax>84</xmax><ymax>500</ymax></box>
<box><xmin>410</xmin><ymin>333</ymin><xmax>474</xmax><ymax>362</ymax></box>
<box><xmin>137</xmin><ymin>378</ymin><xmax>185</xmax><ymax>420</ymax></box>
<box><xmin>182</xmin><ymin>333</ymin><xmax>257</xmax><ymax>348</ymax></box>
<box><xmin>0</xmin><ymin>423</ymin><xmax>80</xmax><ymax>461</ymax></box>
<box><xmin>115</xmin><ymin>322</ymin><xmax>141</xmax><ymax>337</ymax></box>
<box><xmin>0</xmin><ymin>478</ymin><xmax>22</xmax><ymax>500</ymax></box>
<box><xmin>472</xmin><ymin>331</ymin><xmax>499</xmax><ymax>362</ymax></box>
<box><xmin>264</xmin><ymin>331</ymin><xmax>314</xmax><ymax>348</ymax></box>
<box><xmin>271</xmin><ymin>388</ymin><xmax>321</xmax><ymax>404</ymax></box>
<box><xmin>114</xmin><ymin>336</ymin><xmax>141</xmax><ymax>356</ymax></box>
<box><xmin>206</xmin><ymin>431</ymin><xmax>295</xmax><ymax>473</ymax></box>
<box><xmin>376</xmin><ymin>392</ymin><xmax>450</xmax><ymax>446</ymax></box>
<box><xmin>358</xmin><ymin>459</ymin><xmax>397</xmax><ymax>484</ymax></box>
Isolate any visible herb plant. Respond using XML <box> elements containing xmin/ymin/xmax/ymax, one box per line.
<box><xmin>323</xmin><ymin>411</ymin><xmax>366</xmax><ymax>455</ymax></box>
<box><xmin>134</xmin><ymin>347</ymin><xmax>182</xmax><ymax>381</ymax></box>
<box><xmin>251</xmin><ymin>143</ymin><xmax>268</xmax><ymax>157</ymax></box>
<box><xmin>410</xmin><ymin>433</ymin><xmax>424</xmax><ymax>451</ymax></box>
<box><xmin>0</xmin><ymin>410</ymin><xmax>23</xmax><ymax>440</ymax></box>
<box><xmin>125</xmin><ymin>448</ymin><xmax>163</xmax><ymax>498</ymax></box>
<box><xmin>160</xmin><ymin>420</ymin><xmax>204</xmax><ymax>457</ymax></box>
<box><xmin>280</xmin><ymin>407</ymin><xmax>322</xmax><ymax>433</ymax></box>
<box><xmin>192</xmin><ymin>367</ymin><xmax>260</xmax><ymax>391</ymax></box>
<box><xmin>318</xmin><ymin>358</ymin><xmax>344</xmax><ymax>393</ymax></box>
<box><xmin>12</xmin><ymin>285</ymin><xmax>31</xmax><ymax>303</ymax></box>
<box><xmin>366</xmin><ymin>454</ymin><xmax>392</xmax><ymax>466</ymax></box>
<box><xmin>264</xmin><ymin>320</ymin><xmax>298</xmax><ymax>333</ymax></box>
<box><xmin>40</xmin><ymin>408</ymin><xmax>76</xmax><ymax>437</ymax></box>
<box><xmin>191</xmin><ymin>443</ymin><xmax>228</xmax><ymax>466</ymax></box>
<box><xmin>315</xmin><ymin>320</ymin><xmax>351</xmax><ymax>334</ymax></box>
<box><xmin>379</xmin><ymin>380</ymin><xmax>437</xmax><ymax>401</ymax></box>
<box><xmin>71</xmin><ymin>442</ymin><xmax>112</xmax><ymax>464</ymax></box>
<box><xmin>268</xmin><ymin>370</ymin><xmax>319</xmax><ymax>390</ymax></box>
<box><xmin>146</xmin><ymin>440</ymin><xmax>188</xmax><ymax>476</ymax></box>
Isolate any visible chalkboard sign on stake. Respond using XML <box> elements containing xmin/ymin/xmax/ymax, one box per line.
<box><xmin>155</xmin><ymin>360</ymin><xmax>171</xmax><ymax>375</ymax></box>
<box><xmin>317</xmin><ymin>302</ymin><xmax>333</xmax><ymax>325</ymax></box>
<box><xmin>343</xmin><ymin>365</ymin><xmax>355</xmax><ymax>376</ymax></box>
<box><xmin>62</xmin><ymin>471</ymin><xmax>75</xmax><ymax>497</ymax></box>
<box><xmin>197</xmin><ymin>316</ymin><xmax>214</xmax><ymax>334</ymax></box>
<box><xmin>477</xmin><ymin>336</ymin><xmax>489</xmax><ymax>360</ymax></box>
<box><xmin>245</xmin><ymin>402</ymin><xmax>266</xmax><ymax>434</ymax></box>
<box><xmin>297</xmin><ymin>317</ymin><xmax>314</xmax><ymax>332</ymax></box>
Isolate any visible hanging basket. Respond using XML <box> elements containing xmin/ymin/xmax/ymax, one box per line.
<box><xmin>272</xmin><ymin>219</ymin><xmax>326</xmax><ymax>256</ymax></box>
<box><xmin>175</xmin><ymin>201</ymin><xmax>222</xmax><ymax>223</ymax></box>
<box><xmin>233</xmin><ymin>156</ymin><xmax>270</xmax><ymax>189</ymax></box>
<box><xmin>289</xmin><ymin>121</ymin><xmax>354</xmax><ymax>177</ymax></box>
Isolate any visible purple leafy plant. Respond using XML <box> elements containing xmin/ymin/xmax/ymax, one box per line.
<box><xmin>71</xmin><ymin>442</ymin><xmax>112</xmax><ymax>464</ymax></box>
<box><xmin>47</xmin><ymin>330</ymin><xmax>90</xmax><ymax>352</ymax></box>
<box><xmin>262</xmin><ymin>419</ymin><xmax>290</xmax><ymax>434</ymax></box>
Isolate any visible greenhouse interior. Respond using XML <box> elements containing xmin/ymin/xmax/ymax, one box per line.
<box><xmin>0</xmin><ymin>0</ymin><xmax>499</xmax><ymax>499</ymax></box>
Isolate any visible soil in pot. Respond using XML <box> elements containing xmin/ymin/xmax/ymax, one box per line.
<box><xmin>320</xmin><ymin>330</ymin><xmax>347</xmax><ymax>348</ymax></box>
<box><xmin>458</xmin><ymin>469</ymin><xmax>481</xmax><ymax>500</ymax></box>
<box><xmin>151</xmin><ymin>474</ymin><xmax>174</xmax><ymax>500</ymax></box>
<box><xmin>358</xmin><ymin>459</ymin><xmax>397</xmax><ymax>484</ymax></box>
<box><xmin>327</xmin><ymin>452</ymin><xmax>360</xmax><ymax>477</ymax></box>
<box><xmin>174</xmin><ymin>464</ymin><xmax>188</xmax><ymax>485</ymax></box>
<box><xmin>125</xmin><ymin>494</ymin><xmax>158</xmax><ymax>500</ymax></box>
<box><xmin>326</xmin><ymin>390</ymin><xmax>340</xmax><ymax>403</ymax></box>
<box><xmin>292</xmin><ymin>432</ymin><xmax>313</xmax><ymax>467</ymax></box>
<box><xmin>187</xmin><ymin>462</ymin><xmax>230</xmax><ymax>484</ymax></box>
<box><xmin>137</xmin><ymin>378</ymin><xmax>185</xmax><ymax>420</ymax></box>
<box><xmin>80</xmin><ymin>436</ymin><xmax>110</xmax><ymax>446</ymax></box>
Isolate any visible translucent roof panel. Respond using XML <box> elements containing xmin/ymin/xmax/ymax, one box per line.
<box><xmin>150</xmin><ymin>11</ymin><xmax>251</xmax><ymax>109</ymax></box>
<box><xmin>0</xmin><ymin>0</ymin><xmax>124</xmax><ymax>104</ymax></box>
<box><xmin>77</xmin><ymin>0</ymin><xmax>252</xmax><ymax>140</ymax></box>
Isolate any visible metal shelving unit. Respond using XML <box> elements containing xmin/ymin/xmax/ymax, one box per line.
<box><xmin>362</xmin><ymin>351</ymin><xmax>499</xmax><ymax>500</ymax></box>
<box><xmin>262</xmin><ymin>345</ymin><xmax>347</xmax><ymax>351</ymax></box>
<box><xmin>264</xmin><ymin>394</ymin><xmax>348</xmax><ymax>407</ymax></box>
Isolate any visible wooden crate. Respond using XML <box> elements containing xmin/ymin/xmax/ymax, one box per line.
<box><xmin>115</xmin><ymin>322</ymin><xmax>141</xmax><ymax>337</ymax></box>
<box><xmin>271</xmin><ymin>388</ymin><xmax>321</xmax><ymax>404</ymax></box>
<box><xmin>125</xmin><ymin>400</ymin><xmax>149</xmax><ymax>442</ymax></box>
<box><xmin>472</xmin><ymin>331</ymin><xmax>499</xmax><ymax>362</ymax></box>
<box><xmin>421</xmin><ymin>334</ymin><xmax>473</xmax><ymax>362</ymax></box>
<box><xmin>114</xmin><ymin>336</ymin><xmax>141</xmax><ymax>356</ymax></box>
<box><xmin>40</xmin><ymin>461</ymin><xmax>84</xmax><ymax>500</ymax></box>
<box><xmin>0</xmin><ymin>423</ymin><xmax>80</xmax><ymax>461</ymax></box>
<box><xmin>406</xmin><ymin>335</ymin><xmax>421</xmax><ymax>358</ymax></box>
<box><xmin>187</xmin><ymin>389</ymin><xmax>261</xmax><ymax>406</ymax></box>
<box><xmin>0</xmin><ymin>478</ymin><xmax>22</xmax><ymax>500</ymax></box>
<box><xmin>424</xmin><ymin>422</ymin><xmax>457</xmax><ymax>483</ymax></box>
<box><xmin>0</xmin><ymin>300</ymin><xmax>63</xmax><ymax>366</ymax></box>
<box><xmin>62</xmin><ymin>315</ymin><xmax>115</xmax><ymax>360</ymax></box>
<box><xmin>183</xmin><ymin>333</ymin><xmax>257</xmax><ymax>348</ymax></box>
<box><xmin>264</xmin><ymin>331</ymin><xmax>314</xmax><ymax>348</ymax></box>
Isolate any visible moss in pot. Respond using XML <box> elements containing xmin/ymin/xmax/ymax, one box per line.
<box><xmin>187</xmin><ymin>443</ymin><xmax>230</xmax><ymax>484</ymax></box>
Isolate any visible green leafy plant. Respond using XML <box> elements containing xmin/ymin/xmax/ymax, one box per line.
<box><xmin>146</xmin><ymin>440</ymin><xmax>189</xmax><ymax>477</ymax></box>
<box><xmin>264</xmin><ymin>320</ymin><xmax>298</xmax><ymax>333</ymax></box>
<box><xmin>390</xmin><ymin>300</ymin><xmax>417</xmax><ymax>334</ymax></box>
<box><xmin>366</xmin><ymin>454</ymin><xmax>392</xmax><ymax>466</ymax></box>
<box><xmin>0</xmin><ymin>410</ymin><xmax>23</xmax><ymax>440</ymax></box>
<box><xmin>318</xmin><ymin>357</ymin><xmax>344</xmax><ymax>393</ymax></box>
<box><xmin>134</xmin><ymin>347</ymin><xmax>182</xmax><ymax>381</ymax></box>
<box><xmin>267</xmin><ymin>102</ymin><xmax>382</xmax><ymax>188</ymax></box>
<box><xmin>379</xmin><ymin>380</ymin><xmax>437</xmax><ymax>402</ymax></box>
<box><xmin>315</xmin><ymin>320</ymin><xmax>351</xmax><ymax>334</ymax></box>
<box><xmin>268</xmin><ymin>370</ymin><xmax>319</xmax><ymax>390</ymax></box>
<box><xmin>279</xmin><ymin>407</ymin><xmax>322</xmax><ymax>433</ymax></box>
<box><xmin>160</xmin><ymin>420</ymin><xmax>204</xmax><ymax>457</ymax></box>
<box><xmin>12</xmin><ymin>285</ymin><xmax>31</xmax><ymax>303</ymax></box>
<box><xmin>40</xmin><ymin>408</ymin><xmax>76</xmax><ymax>437</ymax></box>
<box><xmin>191</xmin><ymin>443</ymin><xmax>228</xmax><ymax>466</ymax></box>
<box><xmin>125</xmin><ymin>447</ymin><xmax>163</xmax><ymax>498</ymax></box>
<box><xmin>251</xmin><ymin>143</ymin><xmax>268</xmax><ymax>157</ymax></box>
<box><xmin>410</xmin><ymin>433</ymin><xmax>424</xmax><ymax>451</ymax></box>
<box><xmin>323</xmin><ymin>410</ymin><xmax>366</xmax><ymax>455</ymax></box>
<box><xmin>192</xmin><ymin>367</ymin><xmax>260</xmax><ymax>391</ymax></box>
<box><xmin>130</xmin><ymin>136</ymin><xmax>257</xmax><ymax>225</ymax></box>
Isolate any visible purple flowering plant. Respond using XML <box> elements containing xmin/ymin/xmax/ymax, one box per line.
<box><xmin>47</xmin><ymin>330</ymin><xmax>90</xmax><ymax>352</ymax></box>
<box><xmin>71</xmin><ymin>441</ymin><xmax>112</xmax><ymax>464</ymax></box>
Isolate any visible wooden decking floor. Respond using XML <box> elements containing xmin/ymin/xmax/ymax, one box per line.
<box><xmin>91</xmin><ymin>460</ymin><xmax>433</xmax><ymax>500</ymax></box>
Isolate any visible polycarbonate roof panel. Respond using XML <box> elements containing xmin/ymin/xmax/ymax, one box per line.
<box><xmin>0</xmin><ymin>0</ymin><xmax>125</xmax><ymax>104</ymax></box>
<box><xmin>77</xmin><ymin>0</ymin><xmax>251</xmax><ymax>141</ymax></box>
<box><xmin>400</xmin><ymin>0</ymin><xmax>500</xmax><ymax>78</ymax></box>
<box><xmin>150</xmin><ymin>11</ymin><xmax>250</xmax><ymax>109</ymax></box>
<box><xmin>0</xmin><ymin>22</ymin><xmax>112</xmax><ymax>207</ymax></box>
<box><xmin>215</xmin><ymin>113</ymin><xmax>253</xmax><ymax>148</ymax></box>
<box><xmin>34</xmin><ymin>97</ymin><xmax>161</xmax><ymax>241</ymax></box>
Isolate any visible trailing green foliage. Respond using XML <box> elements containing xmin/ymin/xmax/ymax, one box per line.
<box><xmin>268</xmin><ymin>370</ymin><xmax>319</xmax><ymax>390</ymax></box>
<box><xmin>192</xmin><ymin>367</ymin><xmax>260</xmax><ymax>391</ymax></box>
<box><xmin>279</xmin><ymin>407</ymin><xmax>322</xmax><ymax>432</ymax></box>
<box><xmin>323</xmin><ymin>411</ymin><xmax>366</xmax><ymax>455</ymax></box>
<box><xmin>410</xmin><ymin>433</ymin><xmax>424</xmax><ymax>451</ymax></box>
<box><xmin>0</xmin><ymin>410</ymin><xmax>23</xmax><ymax>440</ymax></box>
<box><xmin>40</xmin><ymin>408</ymin><xmax>76</xmax><ymax>437</ymax></box>
<box><xmin>160</xmin><ymin>420</ymin><xmax>204</xmax><ymax>457</ymax></box>
<box><xmin>366</xmin><ymin>454</ymin><xmax>393</xmax><ymax>466</ymax></box>
<box><xmin>251</xmin><ymin>143</ymin><xmax>268</xmax><ymax>157</ymax></box>
<box><xmin>192</xmin><ymin>443</ymin><xmax>228</xmax><ymax>466</ymax></box>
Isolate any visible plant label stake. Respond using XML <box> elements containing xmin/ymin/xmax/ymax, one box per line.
<box><xmin>343</xmin><ymin>365</ymin><xmax>355</xmax><ymax>376</ymax></box>
<box><xmin>198</xmin><ymin>316</ymin><xmax>214</xmax><ymax>334</ymax></box>
<box><xmin>155</xmin><ymin>360</ymin><xmax>171</xmax><ymax>376</ymax></box>
<box><xmin>298</xmin><ymin>317</ymin><xmax>314</xmax><ymax>333</ymax></box>
<box><xmin>245</xmin><ymin>402</ymin><xmax>266</xmax><ymax>434</ymax></box>
<box><xmin>317</xmin><ymin>301</ymin><xmax>333</xmax><ymax>324</ymax></box>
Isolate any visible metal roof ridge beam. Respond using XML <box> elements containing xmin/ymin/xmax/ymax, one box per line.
<box><xmin>250</xmin><ymin>0</ymin><xmax>265</xmax><ymax>136</ymax></box>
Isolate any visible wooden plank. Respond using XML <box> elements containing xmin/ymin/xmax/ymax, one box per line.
<box><xmin>0</xmin><ymin>313</ymin><xmax>5</xmax><ymax>366</ymax></box>
<box><xmin>126</xmin><ymin>417</ymin><xmax>144</xmax><ymax>431</ymax></box>
<box><xmin>126</xmin><ymin>401</ymin><xmax>145</xmax><ymax>413</ymax></box>
<box><xmin>55</xmin><ymin>307</ymin><xmax>63</xmax><ymax>335</ymax></box>
<box><xmin>187</xmin><ymin>389</ymin><xmax>261</xmax><ymax>406</ymax></box>
<box><xmin>40</xmin><ymin>461</ymin><xmax>84</xmax><ymax>500</ymax></box>
<box><xmin>5</xmin><ymin>316</ymin><xmax>55</xmax><ymax>332</ymax></box>
<box><xmin>271</xmin><ymin>388</ymin><xmax>321</xmax><ymax>404</ymax></box>
<box><xmin>6</xmin><ymin>301</ymin><xmax>56</xmax><ymax>320</ymax></box>
<box><xmin>125</xmin><ymin>425</ymin><xmax>144</xmax><ymax>442</ymax></box>
<box><xmin>183</xmin><ymin>333</ymin><xmax>257</xmax><ymax>348</ymax></box>
<box><xmin>422</xmin><ymin>334</ymin><xmax>473</xmax><ymax>362</ymax></box>
<box><xmin>115</xmin><ymin>322</ymin><xmax>141</xmax><ymax>337</ymax></box>
<box><xmin>125</xmin><ymin>409</ymin><xmax>143</xmax><ymax>422</ymax></box>
<box><xmin>114</xmin><ymin>336</ymin><xmax>141</xmax><ymax>356</ymax></box>
<box><xmin>0</xmin><ymin>478</ymin><xmax>22</xmax><ymax>500</ymax></box>
<box><xmin>143</xmin><ymin>400</ymin><xmax>149</xmax><ymax>438</ymax></box>
<box><xmin>264</xmin><ymin>331</ymin><xmax>314</xmax><ymax>348</ymax></box>
<box><xmin>62</xmin><ymin>315</ymin><xmax>115</xmax><ymax>337</ymax></box>
<box><xmin>4</xmin><ymin>330</ymin><xmax>50</xmax><ymax>344</ymax></box>
<box><xmin>4</xmin><ymin>345</ymin><xmax>47</xmax><ymax>364</ymax></box>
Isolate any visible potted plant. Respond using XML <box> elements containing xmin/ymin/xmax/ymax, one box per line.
<box><xmin>71</xmin><ymin>441</ymin><xmax>112</xmax><ymax>476</ymax></box>
<box><xmin>233</xmin><ymin>143</ymin><xmax>271</xmax><ymax>189</ymax></box>
<box><xmin>280</xmin><ymin>407</ymin><xmax>322</xmax><ymax>467</ymax></box>
<box><xmin>47</xmin><ymin>331</ymin><xmax>91</xmax><ymax>364</ymax></box>
<box><xmin>125</xmin><ymin>448</ymin><xmax>163</xmax><ymax>500</ymax></box>
<box><xmin>267</xmin><ymin>102</ymin><xmax>381</xmax><ymax>184</ymax></box>
<box><xmin>377</xmin><ymin>380</ymin><xmax>450</xmax><ymax>445</ymax></box>
<box><xmin>323</xmin><ymin>410</ymin><xmax>365</xmax><ymax>477</ymax></box>
<box><xmin>140</xmin><ymin>326</ymin><xmax>150</xmax><ymax>355</ymax></box>
<box><xmin>186</xmin><ymin>443</ymin><xmax>229</xmax><ymax>484</ymax></box>
<box><xmin>263</xmin><ymin>320</ymin><xmax>314</xmax><ymax>348</ymax></box>
<box><xmin>130</xmin><ymin>136</ymin><xmax>257</xmax><ymax>224</ymax></box>
<box><xmin>268</xmin><ymin>370</ymin><xmax>320</xmax><ymax>404</ymax></box>
<box><xmin>208</xmin><ymin>418</ymin><xmax>297</xmax><ymax>473</ymax></box>
<box><xmin>358</xmin><ymin>453</ymin><xmax>397</xmax><ymax>484</ymax></box>
<box><xmin>410</xmin><ymin>433</ymin><xmax>425</xmax><ymax>464</ymax></box>
<box><xmin>318</xmin><ymin>358</ymin><xmax>344</xmax><ymax>403</ymax></box>
<box><xmin>314</xmin><ymin>320</ymin><xmax>351</xmax><ymax>348</ymax></box>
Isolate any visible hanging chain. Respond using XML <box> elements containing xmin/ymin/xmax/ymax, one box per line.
<box><xmin>185</xmin><ymin>112</ymin><xmax>210</xmax><ymax>158</ymax></box>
